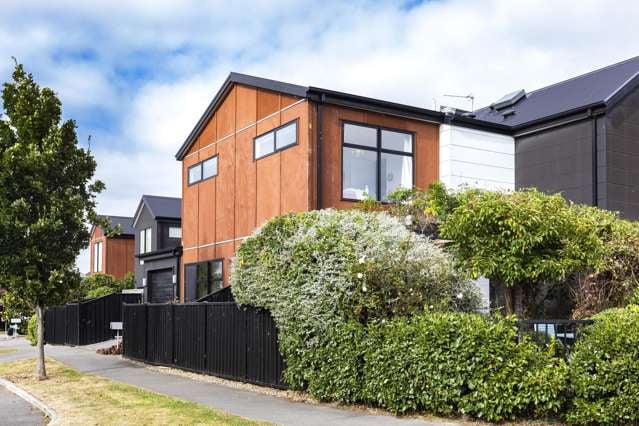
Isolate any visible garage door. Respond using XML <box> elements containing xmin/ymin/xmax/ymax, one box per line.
<box><xmin>148</xmin><ymin>269</ymin><xmax>174</xmax><ymax>303</ymax></box>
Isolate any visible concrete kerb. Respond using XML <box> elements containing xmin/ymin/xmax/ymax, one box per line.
<box><xmin>0</xmin><ymin>377</ymin><xmax>57</xmax><ymax>424</ymax></box>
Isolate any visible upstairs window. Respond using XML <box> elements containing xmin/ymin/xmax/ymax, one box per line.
<box><xmin>93</xmin><ymin>241</ymin><xmax>103</xmax><ymax>272</ymax></box>
<box><xmin>168</xmin><ymin>227</ymin><xmax>182</xmax><ymax>239</ymax></box>
<box><xmin>342</xmin><ymin>122</ymin><xmax>414</xmax><ymax>202</ymax></box>
<box><xmin>140</xmin><ymin>227</ymin><xmax>152</xmax><ymax>254</ymax></box>
<box><xmin>188</xmin><ymin>155</ymin><xmax>218</xmax><ymax>185</ymax></box>
<box><xmin>254</xmin><ymin>120</ymin><xmax>298</xmax><ymax>160</ymax></box>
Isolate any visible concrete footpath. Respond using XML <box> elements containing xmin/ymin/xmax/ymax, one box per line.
<box><xmin>0</xmin><ymin>337</ymin><xmax>459</xmax><ymax>426</ymax></box>
<box><xmin>0</xmin><ymin>385</ymin><xmax>45</xmax><ymax>426</ymax></box>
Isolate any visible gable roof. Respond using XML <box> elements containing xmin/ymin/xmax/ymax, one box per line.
<box><xmin>473</xmin><ymin>56</ymin><xmax>639</xmax><ymax>128</ymax></box>
<box><xmin>174</xmin><ymin>73</ymin><xmax>511</xmax><ymax>160</ymax></box>
<box><xmin>93</xmin><ymin>215</ymin><xmax>135</xmax><ymax>237</ymax></box>
<box><xmin>132</xmin><ymin>195</ymin><xmax>181</xmax><ymax>228</ymax></box>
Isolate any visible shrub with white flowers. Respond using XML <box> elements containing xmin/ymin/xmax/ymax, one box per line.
<box><xmin>231</xmin><ymin>209</ymin><xmax>481</xmax><ymax>388</ymax></box>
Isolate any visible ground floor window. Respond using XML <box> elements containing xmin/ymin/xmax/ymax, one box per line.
<box><xmin>185</xmin><ymin>259</ymin><xmax>223</xmax><ymax>301</ymax></box>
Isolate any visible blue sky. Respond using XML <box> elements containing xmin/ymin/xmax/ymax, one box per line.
<box><xmin>1</xmin><ymin>0</ymin><xmax>637</xmax><ymax>272</ymax></box>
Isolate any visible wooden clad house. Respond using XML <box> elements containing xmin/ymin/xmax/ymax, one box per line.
<box><xmin>175</xmin><ymin>74</ymin><xmax>512</xmax><ymax>302</ymax></box>
<box><xmin>88</xmin><ymin>215</ymin><xmax>135</xmax><ymax>278</ymax></box>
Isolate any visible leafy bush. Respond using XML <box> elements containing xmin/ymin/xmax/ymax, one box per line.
<box><xmin>82</xmin><ymin>272</ymin><xmax>134</xmax><ymax>299</ymax></box>
<box><xmin>27</xmin><ymin>314</ymin><xmax>37</xmax><ymax>346</ymax></box>
<box><xmin>568</xmin><ymin>305</ymin><xmax>639</xmax><ymax>425</ymax></box>
<box><xmin>571</xmin><ymin>218</ymin><xmax>639</xmax><ymax>319</ymax></box>
<box><xmin>362</xmin><ymin>312</ymin><xmax>567</xmax><ymax>421</ymax></box>
<box><xmin>232</xmin><ymin>209</ymin><xmax>481</xmax><ymax>388</ymax></box>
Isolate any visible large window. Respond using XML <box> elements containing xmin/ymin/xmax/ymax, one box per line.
<box><xmin>93</xmin><ymin>241</ymin><xmax>103</xmax><ymax>272</ymax></box>
<box><xmin>253</xmin><ymin>120</ymin><xmax>298</xmax><ymax>160</ymax></box>
<box><xmin>140</xmin><ymin>227</ymin><xmax>152</xmax><ymax>254</ymax></box>
<box><xmin>342</xmin><ymin>122</ymin><xmax>414</xmax><ymax>201</ymax></box>
<box><xmin>188</xmin><ymin>155</ymin><xmax>218</xmax><ymax>185</ymax></box>
<box><xmin>185</xmin><ymin>260</ymin><xmax>224</xmax><ymax>301</ymax></box>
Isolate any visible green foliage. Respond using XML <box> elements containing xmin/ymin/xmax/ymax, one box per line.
<box><xmin>27</xmin><ymin>314</ymin><xmax>37</xmax><ymax>346</ymax></box>
<box><xmin>440</xmin><ymin>188</ymin><xmax>608</xmax><ymax>287</ymax></box>
<box><xmin>567</xmin><ymin>305</ymin><xmax>639</xmax><ymax>425</ymax></box>
<box><xmin>298</xmin><ymin>312</ymin><xmax>567</xmax><ymax>421</ymax></box>
<box><xmin>82</xmin><ymin>272</ymin><xmax>134</xmax><ymax>299</ymax></box>
<box><xmin>232</xmin><ymin>209</ymin><xmax>480</xmax><ymax>388</ymax></box>
<box><xmin>0</xmin><ymin>63</ymin><xmax>105</xmax><ymax>309</ymax></box>
<box><xmin>572</xmin><ymin>217</ymin><xmax>639</xmax><ymax>318</ymax></box>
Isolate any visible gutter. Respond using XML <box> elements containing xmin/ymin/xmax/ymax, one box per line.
<box><xmin>315</xmin><ymin>95</ymin><xmax>325</xmax><ymax>210</ymax></box>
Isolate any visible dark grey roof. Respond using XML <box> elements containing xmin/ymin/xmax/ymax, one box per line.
<box><xmin>143</xmin><ymin>195</ymin><xmax>181</xmax><ymax>219</ymax></box>
<box><xmin>98</xmin><ymin>215</ymin><xmax>135</xmax><ymax>236</ymax></box>
<box><xmin>175</xmin><ymin>73</ymin><xmax>511</xmax><ymax>160</ymax></box>
<box><xmin>473</xmin><ymin>56</ymin><xmax>639</xmax><ymax>128</ymax></box>
<box><xmin>133</xmin><ymin>195</ymin><xmax>181</xmax><ymax>228</ymax></box>
<box><xmin>175</xmin><ymin>73</ymin><xmax>307</xmax><ymax>160</ymax></box>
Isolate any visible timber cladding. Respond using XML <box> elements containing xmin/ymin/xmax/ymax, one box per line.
<box><xmin>180</xmin><ymin>84</ymin><xmax>310</xmax><ymax>300</ymax></box>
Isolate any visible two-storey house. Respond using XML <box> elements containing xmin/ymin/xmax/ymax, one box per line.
<box><xmin>132</xmin><ymin>195</ymin><xmax>182</xmax><ymax>303</ymax></box>
<box><xmin>88</xmin><ymin>215</ymin><xmax>135</xmax><ymax>278</ymax></box>
<box><xmin>174</xmin><ymin>74</ymin><xmax>515</xmax><ymax>302</ymax></box>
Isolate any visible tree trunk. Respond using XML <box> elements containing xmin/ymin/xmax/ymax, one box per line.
<box><xmin>514</xmin><ymin>285</ymin><xmax>524</xmax><ymax>318</ymax></box>
<box><xmin>503</xmin><ymin>286</ymin><xmax>514</xmax><ymax>315</ymax></box>
<box><xmin>35</xmin><ymin>305</ymin><xmax>47</xmax><ymax>380</ymax></box>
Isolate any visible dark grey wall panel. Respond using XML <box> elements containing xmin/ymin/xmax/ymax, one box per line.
<box><xmin>606</xmin><ymin>87</ymin><xmax>639</xmax><ymax>219</ymax></box>
<box><xmin>516</xmin><ymin>119</ymin><xmax>595</xmax><ymax>205</ymax></box>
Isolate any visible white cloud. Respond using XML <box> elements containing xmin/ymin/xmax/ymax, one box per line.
<box><xmin>1</xmin><ymin>0</ymin><xmax>638</xmax><ymax>273</ymax></box>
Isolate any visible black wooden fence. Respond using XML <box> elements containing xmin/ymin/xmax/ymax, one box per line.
<box><xmin>122</xmin><ymin>302</ymin><xmax>286</xmax><ymax>389</ymax></box>
<box><xmin>45</xmin><ymin>293</ymin><xmax>141</xmax><ymax>346</ymax></box>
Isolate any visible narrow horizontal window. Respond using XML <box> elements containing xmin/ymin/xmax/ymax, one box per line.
<box><xmin>202</xmin><ymin>156</ymin><xmax>218</xmax><ymax>180</ymax></box>
<box><xmin>254</xmin><ymin>120</ymin><xmax>298</xmax><ymax>160</ymax></box>
<box><xmin>275</xmin><ymin>121</ymin><xmax>297</xmax><ymax>150</ymax></box>
<box><xmin>254</xmin><ymin>132</ymin><xmax>275</xmax><ymax>159</ymax></box>
<box><xmin>188</xmin><ymin>163</ymin><xmax>202</xmax><ymax>184</ymax></box>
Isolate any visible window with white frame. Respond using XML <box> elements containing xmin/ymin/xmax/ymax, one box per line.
<box><xmin>140</xmin><ymin>227</ymin><xmax>152</xmax><ymax>253</ymax></box>
<box><xmin>253</xmin><ymin>120</ymin><xmax>298</xmax><ymax>160</ymax></box>
<box><xmin>342</xmin><ymin>122</ymin><xmax>414</xmax><ymax>201</ymax></box>
<box><xmin>93</xmin><ymin>241</ymin><xmax>103</xmax><ymax>272</ymax></box>
<box><xmin>168</xmin><ymin>226</ymin><xmax>182</xmax><ymax>239</ymax></box>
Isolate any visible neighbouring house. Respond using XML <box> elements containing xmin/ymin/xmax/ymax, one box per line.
<box><xmin>89</xmin><ymin>215</ymin><xmax>135</xmax><ymax>278</ymax></box>
<box><xmin>473</xmin><ymin>56</ymin><xmax>639</xmax><ymax>219</ymax></box>
<box><xmin>132</xmin><ymin>195</ymin><xmax>182</xmax><ymax>303</ymax></box>
<box><xmin>174</xmin><ymin>73</ymin><xmax>513</xmax><ymax>302</ymax></box>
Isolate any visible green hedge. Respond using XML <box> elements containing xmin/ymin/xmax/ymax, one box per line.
<box><xmin>302</xmin><ymin>313</ymin><xmax>567</xmax><ymax>422</ymax></box>
<box><xmin>568</xmin><ymin>305</ymin><xmax>639</xmax><ymax>425</ymax></box>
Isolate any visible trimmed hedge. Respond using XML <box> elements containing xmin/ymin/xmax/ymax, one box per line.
<box><xmin>304</xmin><ymin>313</ymin><xmax>567</xmax><ymax>422</ymax></box>
<box><xmin>568</xmin><ymin>305</ymin><xmax>639</xmax><ymax>425</ymax></box>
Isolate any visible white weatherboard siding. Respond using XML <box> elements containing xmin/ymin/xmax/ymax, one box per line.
<box><xmin>439</xmin><ymin>124</ymin><xmax>515</xmax><ymax>191</ymax></box>
<box><xmin>439</xmin><ymin>125</ymin><xmax>515</xmax><ymax>311</ymax></box>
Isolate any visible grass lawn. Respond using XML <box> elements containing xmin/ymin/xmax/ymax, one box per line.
<box><xmin>0</xmin><ymin>358</ymin><xmax>269</xmax><ymax>425</ymax></box>
<box><xmin>0</xmin><ymin>348</ymin><xmax>17</xmax><ymax>355</ymax></box>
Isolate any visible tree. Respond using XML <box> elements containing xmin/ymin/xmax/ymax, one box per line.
<box><xmin>0</xmin><ymin>62</ymin><xmax>105</xmax><ymax>379</ymax></box>
<box><xmin>82</xmin><ymin>272</ymin><xmax>134</xmax><ymax>299</ymax></box>
<box><xmin>439</xmin><ymin>188</ymin><xmax>610</xmax><ymax>316</ymax></box>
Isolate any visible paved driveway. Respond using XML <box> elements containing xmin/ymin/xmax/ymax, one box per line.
<box><xmin>0</xmin><ymin>337</ymin><xmax>461</xmax><ymax>426</ymax></box>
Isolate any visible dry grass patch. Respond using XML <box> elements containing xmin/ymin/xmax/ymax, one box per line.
<box><xmin>0</xmin><ymin>358</ymin><xmax>268</xmax><ymax>425</ymax></box>
<box><xmin>0</xmin><ymin>348</ymin><xmax>17</xmax><ymax>355</ymax></box>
